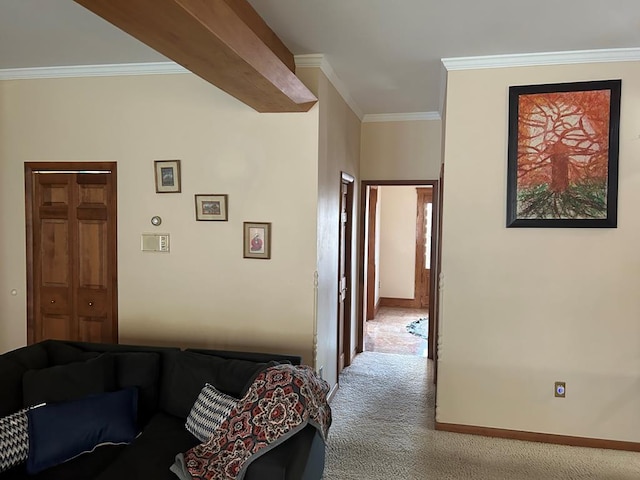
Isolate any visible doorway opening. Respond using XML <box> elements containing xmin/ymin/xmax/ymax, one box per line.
<box><xmin>357</xmin><ymin>181</ymin><xmax>439</xmax><ymax>360</ymax></box>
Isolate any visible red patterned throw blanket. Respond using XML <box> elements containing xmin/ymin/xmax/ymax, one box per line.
<box><xmin>171</xmin><ymin>364</ymin><xmax>331</xmax><ymax>480</ymax></box>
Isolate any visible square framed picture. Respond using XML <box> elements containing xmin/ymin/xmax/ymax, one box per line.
<box><xmin>195</xmin><ymin>194</ymin><xmax>228</xmax><ymax>221</ymax></box>
<box><xmin>154</xmin><ymin>160</ymin><xmax>181</xmax><ymax>193</ymax></box>
<box><xmin>243</xmin><ymin>222</ymin><xmax>271</xmax><ymax>259</ymax></box>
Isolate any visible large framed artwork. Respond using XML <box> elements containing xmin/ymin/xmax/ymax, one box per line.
<box><xmin>506</xmin><ymin>80</ymin><xmax>621</xmax><ymax>228</ymax></box>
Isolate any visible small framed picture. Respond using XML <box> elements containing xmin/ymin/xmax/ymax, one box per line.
<box><xmin>195</xmin><ymin>194</ymin><xmax>228</xmax><ymax>221</ymax></box>
<box><xmin>243</xmin><ymin>222</ymin><xmax>271</xmax><ymax>259</ymax></box>
<box><xmin>154</xmin><ymin>160</ymin><xmax>181</xmax><ymax>193</ymax></box>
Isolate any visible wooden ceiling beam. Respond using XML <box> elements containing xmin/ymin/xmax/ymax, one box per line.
<box><xmin>74</xmin><ymin>0</ymin><xmax>317</xmax><ymax>112</ymax></box>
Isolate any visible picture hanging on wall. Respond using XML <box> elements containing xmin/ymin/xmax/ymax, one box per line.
<box><xmin>243</xmin><ymin>222</ymin><xmax>271</xmax><ymax>259</ymax></box>
<box><xmin>154</xmin><ymin>160</ymin><xmax>181</xmax><ymax>193</ymax></box>
<box><xmin>195</xmin><ymin>194</ymin><xmax>228</xmax><ymax>221</ymax></box>
<box><xmin>506</xmin><ymin>79</ymin><xmax>621</xmax><ymax>228</ymax></box>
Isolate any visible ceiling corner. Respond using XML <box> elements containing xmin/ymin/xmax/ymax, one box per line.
<box><xmin>295</xmin><ymin>54</ymin><xmax>364</xmax><ymax>121</ymax></box>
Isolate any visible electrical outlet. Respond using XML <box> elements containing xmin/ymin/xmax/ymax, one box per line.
<box><xmin>554</xmin><ymin>381</ymin><xmax>566</xmax><ymax>398</ymax></box>
<box><xmin>318</xmin><ymin>366</ymin><xmax>324</xmax><ymax>380</ymax></box>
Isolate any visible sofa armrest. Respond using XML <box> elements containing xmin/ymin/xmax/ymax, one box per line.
<box><xmin>244</xmin><ymin>425</ymin><xmax>325</xmax><ymax>480</ymax></box>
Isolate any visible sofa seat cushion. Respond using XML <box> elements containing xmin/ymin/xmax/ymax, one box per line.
<box><xmin>93</xmin><ymin>412</ymin><xmax>200</xmax><ymax>480</ymax></box>
<box><xmin>0</xmin><ymin>445</ymin><xmax>126</xmax><ymax>480</ymax></box>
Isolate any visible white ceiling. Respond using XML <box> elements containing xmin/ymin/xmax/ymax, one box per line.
<box><xmin>2</xmin><ymin>0</ymin><xmax>640</xmax><ymax>115</ymax></box>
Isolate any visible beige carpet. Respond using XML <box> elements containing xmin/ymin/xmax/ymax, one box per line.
<box><xmin>323</xmin><ymin>352</ymin><xmax>640</xmax><ymax>480</ymax></box>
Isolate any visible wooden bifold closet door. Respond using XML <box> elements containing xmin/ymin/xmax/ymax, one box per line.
<box><xmin>25</xmin><ymin>162</ymin><xmax>118</xmax><ymax>345</ymax></box>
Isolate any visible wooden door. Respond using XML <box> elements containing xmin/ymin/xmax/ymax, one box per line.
<box><xmin>366</xmin><ymin>187</ymin><xmax>378</xmax><ymax>320</ymax></box>
<box><xmin>337</xmin><ymin>173</ymin><xmax>354</xmax><ymax>375</ymax></box>
<box><xmin>415</xmin><ymin>188</ymin><xmax>433</xmax><ymax>309</ymax></box>
<box><xmin>25</xmin><ymin>163</ymin><xmax>118</xmax><ymax>345</ymax></box>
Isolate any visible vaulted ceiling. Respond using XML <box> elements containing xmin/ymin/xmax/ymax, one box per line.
<box><xmin>2</xmin><ymin>0</ymin><xmax>640</xmax><ymax>115</ymax></box>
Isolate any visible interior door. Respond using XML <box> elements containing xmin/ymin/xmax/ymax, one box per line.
<box><xmin>416</xmin><ymin>188</ymin><xmax>433</xmax><ymax>309</ymax></box>
<box><xmin>366</xmin><ymin>187</ymin><xmax>378</xmax><ymax>320</ymax></box>
<box><xmin>337</xmin><ymin>173</ymin><xmax>354</xmax><ymax>375</ymax></box>
<box><xmin>26</xmin><ymin>162</ymin><xmax>118</xmax><ymax>344</ymax></box>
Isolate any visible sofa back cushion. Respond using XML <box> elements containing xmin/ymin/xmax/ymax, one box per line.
<box><xmin>185</xmin><ymin>348</ymin><xmax>301</xmax><ymax>365</ymax></box>
<box><xmin>2</xmin><ymin>344</ymin><xmax>48</xmax><ymax>371</ymax></box>
<box><xmin>112</xmin><ymin>352</ymin><xmax>161</xmax><ymax>426</ymax></box>
<box><xmin>22</xmin><ymin>354</ymin><xmax>117</xmax><ymax>407</ymax></box>
<box><xmin>0</xmin><ymin>344</ymin><xmax>49</xmax><ymax>417</ymax></box>
<box><xmin>42</xmin><ymin>341</ymin><xmax>100</xmax><ymax>365</ymax></box>
<box><xmin>159</xmin><ymin>351</ymin><xmax>275</xmax><ymax>419</ymax></box>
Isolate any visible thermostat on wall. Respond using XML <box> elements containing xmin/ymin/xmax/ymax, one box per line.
<box><xmin>141</xmin><ymin>233</ymin><xmax>170</xmax><ymax>252</ymax></box>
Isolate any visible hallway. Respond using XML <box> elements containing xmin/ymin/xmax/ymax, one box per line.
<box><xmin>364</xmin><ymin>306</ymin><xmax>428</xmax><ymax>357</ymax></box>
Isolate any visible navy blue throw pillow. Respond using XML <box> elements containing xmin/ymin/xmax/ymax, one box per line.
<box><xmin>26</xmin><ymin>388</ymin><xmax>138</xmax><ymax>475</ymax></box>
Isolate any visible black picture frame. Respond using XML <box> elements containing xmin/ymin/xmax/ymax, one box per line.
<box><xmin>506</xmin><ymin>79</ymin><xmax>621</xmax><ymax>228</ymax></box>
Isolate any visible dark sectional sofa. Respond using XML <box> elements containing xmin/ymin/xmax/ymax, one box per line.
<box><xmin>0</xmin><ymin>340</ymin><xmax>325</xmax><ymax>480</ymax></box>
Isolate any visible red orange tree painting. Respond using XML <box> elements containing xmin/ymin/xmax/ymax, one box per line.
<box><xmin>507</xmin><ymin>80</ymin><xmax>620</xmax><ymax>228</ymax></box>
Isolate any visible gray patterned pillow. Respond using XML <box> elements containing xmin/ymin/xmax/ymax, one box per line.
<box><xmin>0</xmin><ymin>408</ymin><xmax>29</xmax><ymax>472</ymax></box>
<box><xmin>185</xmin><ymin>384</ymin><xmax>237</xmax><ymax>442</ymax></box>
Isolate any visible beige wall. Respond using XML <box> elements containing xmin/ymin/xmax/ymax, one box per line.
<box><xmin>379</xmin><ymin>186</ymin><xmax>416</xmax><ymax>299</ymax></box>
<box><xmin>439</xmin><ymin>61</ymin><xmax>640</xmax><ymax>442</ymax></box>
<box><xmin>297</xmin><ymin>66</ymin><xmax>361</xmax><ymax>389</ymax></box>
<box><xmin>0</xmin><ymin>74</ymin><xmax>319</xmax><ymax>363</ymax></box>
<box><xmin>361</xmin><ymin>119</ymin><xmax>442</xmax><ymax>180</ymax></box>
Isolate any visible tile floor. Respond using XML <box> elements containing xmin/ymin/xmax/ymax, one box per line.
<box><xmin>364</xmin><ymin>306</ymin><xmax>428</xmax><ymax>357</ymax></box>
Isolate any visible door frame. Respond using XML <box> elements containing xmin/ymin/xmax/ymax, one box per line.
<box><xmin>356</xmin><ymin>180</ymin><xmax>440</xmax><ymax>360</ymax></box>
<box><xmin>337</xmin><ymin>172</ymin><xmax>355</xmax><ymax>377</ymax></box>
<box><xmin>432</xmin><ymin>165</ymin><xmax>445</xmax><ymax>384</ymax></box>
<box><xmin>24</xmin><ymin>161</ymin><xmax>118</xmax><ymax>345</ymax></box>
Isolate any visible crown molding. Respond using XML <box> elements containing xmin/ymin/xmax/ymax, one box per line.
<box><xmin>363</xmin><ymin>112</ymin><xmax>440</xmax><ymax>123</ymax></box>
<box><xmin>442</xmin><ymin>47</ymin><xmax>640</xmax><ymax>71</ymax></box>
<box><xmin>295</xmin><ymin>54</ymin><xmax>363</xmax><ymax>120</ymax></box>
<box><xmin>293</xmin><ymin>54</ymin><xmax>325</xmax><ymax>69</ymax></box>
<box><xmin>0</xmin><ymin>62</ymin><xmax>188</xmax><ymax>80</ymax></box>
